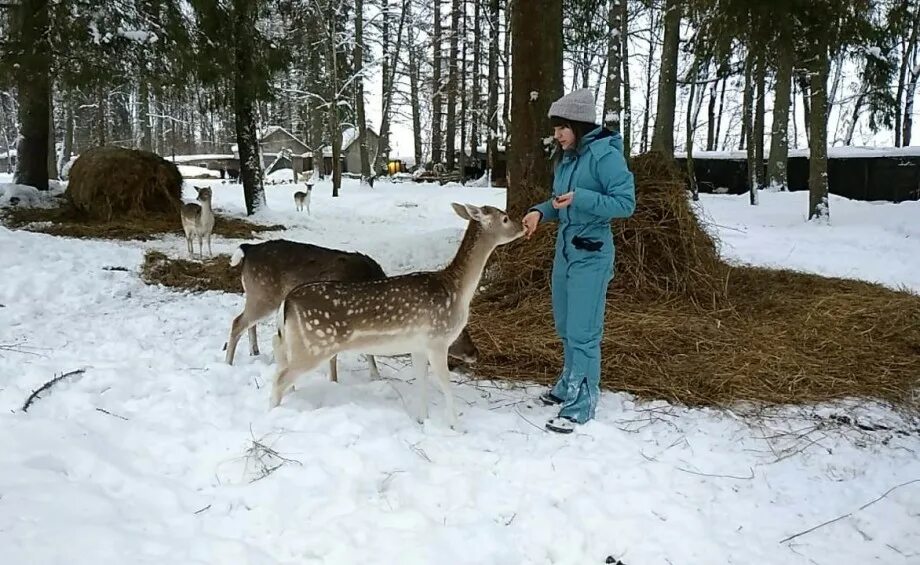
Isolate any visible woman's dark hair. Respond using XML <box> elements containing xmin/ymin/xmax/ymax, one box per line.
<box><xmin>550</xmin><ymin>117</ymin><xmax>598</xmax><ymax>165</ymax></box>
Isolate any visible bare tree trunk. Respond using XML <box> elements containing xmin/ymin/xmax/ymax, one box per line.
<box><xmin>138</xmin><ymin>79</ymin><xmax>152</xmax><ymax>150</ymax></box>
<box><xmin>902</xmin><ymin>51</ymin><xmax>919</xmax><ymax>146</ymax></box>
<box><xmin>374</xmin><ymin>0</ymin><xmax>407</xmax><ymax>182</ymax></box>
<box><xmin>895</xmin><ymin>35</ymin><xmax>915</xmax><ymax>146</ymax></box>
<box><xmin>13</xmin><ymin>0</ymin><xmax>51</xmax><ymax>190</ymax></box>
<box><xmin>508</xmin><ymin>0</ymin><xmax>562</xmax><ymax>217</ymax></box>
<box><xmin>458</xmin><ymin>0</ymin><xmax>467</xmax><ymax>182</ymax></box>
<box><xmin>47</xmin><ymin>86</ymin><xmax>57</xmax><ymax>179</ymax></box>
<box><xmin>686</xmin><ymin>74</ymin><xmax>699</xmax><ymax>201</ymax></box>
<box><xmin>470</xmin><ymin>0</ymin><xmax>482</xmax><ymax>164</ymax></box>
<box><xmin>640</xmin><ymin>4</ymin><xmax>657</xmax><ymax>153</ymax></box>
<box><xmin>354</xmin><ymin>0</ymin><xmax>372</xmax><ymax>183</ymax></box>
<box><xmin>323</xmin><ymin>3</ymin><xmax>342</xmax><ymax>197</ymax></box>
<box><xmin>797</xmin><ymin>69</ymin><xmax>811</xmax><ymax>144</ymax></box>
<box><xmin>445</xmin><ymin>0</ymin><xmax>460</xmax><ymax>169</ymax></box>
<box><xmin>431</xmin><ymin>0</ymin><xmax>443</xmax><ymax>164</ymax></box>
<box><xmin>233</xmin><ymin>0</ymin><xmax>266</xmax><ymax>214</ymax></box>
<box><xmin>408</xmin><ymin>4</ymin><xmax>423</xmax><ymax>167</ymax></box>
<box><xmin>791</xmin><ymin>78</ymin><xmax>798</xmax><ymax>149</ymax></box>
<box><xmin>487</xmin><ymin>0</ymin><xmax>500</xmax><ymax>183</ymax></box>
<box><xmin>753</xmin><ymin>52</ymin><xmax>766</xmax><ymax>190</ymax></box>
<box><xmin>844</xmin><ymin>84</ymin><xmax>867</xmax><ymax>146</ymax></box>
<box><xmin>808</xmin><ymin>46</ymin><xmax>830</xmax><ymax>222</ymax></box>
<box><xmin>651</xmin><ymin>0</ymin><xmax>680</xmax><ymax>155</ymax></box>
<box><xmin>94</xmin><ymin>86</ymin><xmax>107</xmax><ymax>147</ymax></box>
<box><xmin>742</xmin><ymin>52</ymin><xmax>756</xmax><ymax>203</ymax></box>
<box><xmin>501</xmin><ymin>0</ymin><xmax>511</xmax><ymax>136</ymax></box>
<box><xmin>620</xmin><ymin>0</ymin><xmax>631</xmax><ymax>157</ymax></box>
<box><xmin>602</xmin><ymin>0</ymin><xmax>623</xmax><ymax>132</ymax></box>
<box><xmin>706</xmin><ymin>72</ymin><xmax>718</xmax><ymax>151</ymax></box>
<box><xmin>767</xmin><ymin>39</ymin><xmax>793</xmax><ymax>190</ymax></box>
<box><xmin>59</xmin><ymin>98</ymin><xmax>74</xmax><ymax>176</ymax></box>
<box><xmin>714</xmin><ymin>73</ymin><xmax>727</xmax><ymax>150</ymax></box>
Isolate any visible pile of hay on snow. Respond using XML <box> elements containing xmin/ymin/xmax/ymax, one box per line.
<box><xmin>67</xmin><ymin>146</ymin><xmax>183</xmax><ymax>220</ymax></box>
<box><xmin>141</xmin><ymin>250</ymin><xmax>242</xmax><ymax>294</ymax></box>
<box><xmin>469</xmin><ymin>152</ymin><xmax>920</xmax><ymax>410</ymax></box>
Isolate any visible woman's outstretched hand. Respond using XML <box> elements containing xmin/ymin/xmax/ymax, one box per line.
<box><xmin>522</xmin><ymin>210</ymin><xmax>541</xmax><ymax>239</ymax></box>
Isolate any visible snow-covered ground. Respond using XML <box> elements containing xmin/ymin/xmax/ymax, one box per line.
<box><xmin>1</xmin><ymin>173</ymin><xmax>918</xmax><ymax>565</ymax></box>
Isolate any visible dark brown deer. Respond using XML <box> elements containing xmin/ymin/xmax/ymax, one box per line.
<box><xmin>270</xmin><ymin>203</ymin><xmax>524</xmax><ymax>427</ymax></box>
<box><xmin>224</xmin><ymin>239</ymin><xmax>479</xmax><ymax>381</ymax></box>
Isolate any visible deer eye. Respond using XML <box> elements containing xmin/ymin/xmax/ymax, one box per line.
<box><xmin>502</xmin><ymin>217</ymin><xmax>508</xmax><ymax>224</ymax></box>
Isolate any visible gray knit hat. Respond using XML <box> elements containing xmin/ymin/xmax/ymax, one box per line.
<box><xmin>547</xmin><ymin>88</ymin><xmax>597</xmax><ymax>124</ymax></box>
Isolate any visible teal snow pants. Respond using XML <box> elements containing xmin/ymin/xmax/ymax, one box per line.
<box><xmin>549</xmin><ymin>228</ymin><xmax>613</xmax><ymax>424</ymax></box>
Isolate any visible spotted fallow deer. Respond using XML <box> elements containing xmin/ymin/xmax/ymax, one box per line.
<box><xmin>269</xmin><ymin>203</ymin><xmax>525</xmax><ymax>427</ymax></box>
<box><xmin>180</xmin><ymin>186</ymin><xmax>215</xmax><ymax>258</ymax></box>
<box><xmin>224</xmin><ymin>239</ymin><xmax>479</xmax><ymax>381</ymax></box>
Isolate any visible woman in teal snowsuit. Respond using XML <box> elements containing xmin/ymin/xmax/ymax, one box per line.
<box><xmin>522</xmin><ymin>88</ymin><xmax>636</xmax><ymax>434</ymax></box>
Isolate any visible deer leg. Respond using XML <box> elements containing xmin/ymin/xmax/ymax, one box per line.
<box><xmin>248</xmin><ymin>325</ymin><xmax>259</xmax><ymax>356</ymax></box>
<box><xmin>329</xmin><ymin>355</ymin><xmax>338</xmax><ymax>382</ymax></box>
<box><xmin>366</xmin><ymin>354</ymin><xmax>381</xmax><ymax>379</ymax></box>
<box><xmin>270</xmin><ymin>367</ymin><xmax>297</xmax><ymax>408</ymax></box>
<box><xmin>410</xmin><ymin>351</ymin><xmax>428</xmax><ymax>424</ymax></box>
<box><xmin>226</xmin><ymin>300</ymin><xmax>271</xmax><ymax>364</ymax></box>
<box><xmin>427</xmin><ymin>345</ymin><xmax>457</xmax><ymax>429</ymax></box>
<box><xmin>207</xmin><ymin>233</ymin><xmax>212</xmax><ymax>257</ymax></box>
<box><xmin>197</xmin><ymin>235</ymin><xmax>204</xmax><ymax>258</ymax></box>
<box><xmin>270</xmin><ymin>354</ymin><xmax>326</xmax><ymax>409</ymax></box>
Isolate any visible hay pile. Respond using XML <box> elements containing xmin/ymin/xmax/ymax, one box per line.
<box><xmin>67</xmin><ymin>146</ymin><xmax>184</xmax><ymax>220</ymax></box>
<box><xmin>2</xmin><ymin>204</ymin><xmax>283</xmax><ymax>241</ymax></box>
<box><xmin>469</xmin><ymin>152</ymin><xmax>920</xmax><ymax>410</ymax></box>
<box><xmin>141</xmin><ymin>250</ymin><xmax>242</xmax><ymax>293</ymax></box>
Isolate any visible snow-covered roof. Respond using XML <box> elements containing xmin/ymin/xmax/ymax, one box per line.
<box><xmin>320</xmin><ymin>126</ymin><xmax>379</xmax><ymax>156</ymax></box>
<box><xmin>260</xmin><ymin>125</ymin><xmax>307</xmax><ymax>146</ymax></box>
<box><xmin>169</xmin><ymin>154</ymin><xmax>235</xmax><ymax>163</ymax></box>
<box><xmin>675</xmin><ymin>146</ymin><xmax>920</xmax><ymax>160</ymax></box>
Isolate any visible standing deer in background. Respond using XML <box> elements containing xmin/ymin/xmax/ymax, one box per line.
<box><xmin>224</xmin><ymin>239</ymin><xmax>479</xmax><ymax>381</ymax></box>
<box><xmin>294</xmin><ymin>183</ymin><xmax>312</xmax><ymax>213</ymax></box>
<box><xmin>180</xmin><ymin>186</ymin><xmax>215</xmax><ymax>258</ymax></box>
<box><xmin>270</xmin><ymin>203</ymin><xmax>524</xmax><ymax>428</ymax></box>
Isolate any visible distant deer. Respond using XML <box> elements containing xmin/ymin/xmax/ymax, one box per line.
<box><xmin>224</xmin><ymin>238</ymin><xmax>480</xmax><ymax>382</ymax></box>
<box><xmin>293</xmin><ymin>183</ymin><xmax>312</xmax><ymax>213</ymax></box>
<box><xmin>269</xmin><ymin>203</ymin><xmax>524</xmax><ymax>428</ymax></box>
<box><xmin>180</xmin><ymin>186</ymin><xmax>215</xmax><ymax>258</ymax></box>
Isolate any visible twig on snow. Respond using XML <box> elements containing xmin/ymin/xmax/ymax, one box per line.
<box><xmin>244</xmin><ymin>427</ymin><xmax>302</xmax><ymax>483</ymax></box>
<box><xmin>193</xmin><ymin>504</ymin><xmax>212</xmax><ymax>515</ymax></box>
<box><xmin>95</xmin><ymin>407</ymin><xmax>129</xmax><ymax>421</ymax></box>
<box><xmin>675</xmin><ymin>465</ymin><xmax>755</xmax><ymax>480</ymax></box>
<box><xmin>21</xmin><ymin>369</ymin><xmax>86</xmax><ymax>412</ymax></box>
<box><xmin>779</xmin><ymin>478</ymin><xmax>920</xmax><ymax>544</ymax></box>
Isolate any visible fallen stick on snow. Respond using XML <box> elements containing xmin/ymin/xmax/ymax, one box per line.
<box><xmin>21</xmin><ymin>369</ymin><xmax>86</xmax><ymax>413</ymax></box>
<box><xmin>780</xmin><ymin>478</ymin><xmax>920</xmax><ymax>544</ymax></box>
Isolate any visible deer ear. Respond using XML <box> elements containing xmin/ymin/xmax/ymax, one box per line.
<box><xmin>463</xmin><ymin>204</ymin><xmax>485</xmax><ymax>221</ymax></box>
<box><xmin>451</xmin><ymin>202</ymin><xmax>472</xmax><ymax>220</ymax></box>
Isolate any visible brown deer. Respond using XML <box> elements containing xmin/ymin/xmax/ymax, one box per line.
<box><xmin>269</xmin><ymin>203</ymin><xmax>524</xmax><ymax>428</ymax></box>
<box><xmin>180</xmin><ymin>186</ymin><xmax>215</xmax><ymax>258</ymax></box>
<box><xmin>293</xmin><ymin>183</ymin><xmax>312</xmax><ymax>213</ymax></box>
<box><xmin>224</xmin><ymin>239</ymin><xmax>479</xmax><ymax>381</ymax></box>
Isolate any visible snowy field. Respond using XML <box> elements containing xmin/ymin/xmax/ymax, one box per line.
<box><xmin>1</xmin><ymin>172</ymin><xmax>918</xmax><ymax>564</ymax></box>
